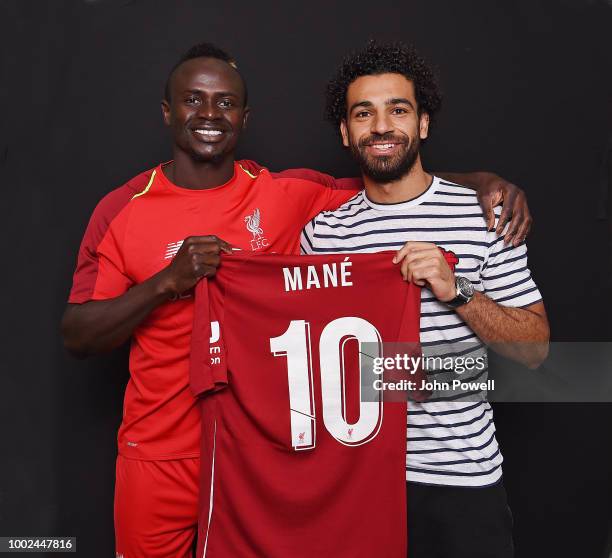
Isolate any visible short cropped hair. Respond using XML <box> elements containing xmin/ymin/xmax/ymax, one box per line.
<box><xmin>164</xmin><ymin>42</ymin><xmax>247</xmax><ymax>104</ymax></box>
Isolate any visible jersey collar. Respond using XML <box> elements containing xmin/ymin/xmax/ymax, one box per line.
<box><xmin>361</xmin><ymin>175</ymin><xmax>440</xmax><ymax>211</ymax></box>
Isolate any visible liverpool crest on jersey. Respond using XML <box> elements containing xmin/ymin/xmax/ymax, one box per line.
<box><xmin>244</xmin><ymin>208</ymin><xmax>269</xmax><ymax>251</ymax></box>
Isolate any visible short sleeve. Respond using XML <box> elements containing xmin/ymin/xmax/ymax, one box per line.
<box><xmin>68</xmin><ymin>186</ymin><xmax>136</xmax><ymax>303</ymax></box>
<box><xmin>481</xmin><ymin>221</ymin><xmax>542</xmax><ymax>308</ymax></box>
<box><xmin>90</xmin><ymin>220</ymin><xmax>134</xmax><ymax>300</ymax></box>
<box><xmin>68</xmin><ymin>172</ymin><xmax>152</xmax><ymax>303</ymax></box>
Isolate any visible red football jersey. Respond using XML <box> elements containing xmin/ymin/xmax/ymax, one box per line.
<box><xmin>67</xmin><ymin>162</ymin><xmax>356</xmax><ymax>460</ymax></box>
<box><xmin>190</xmin><ymin>251</ymin><xmax>425</xmax><ymax>558</ymax></box>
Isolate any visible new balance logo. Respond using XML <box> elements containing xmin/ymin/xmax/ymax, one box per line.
<box><xmin>164</xmin><ymin>240</ymin><xmax>184</xmax><ymax>260</ymax></box>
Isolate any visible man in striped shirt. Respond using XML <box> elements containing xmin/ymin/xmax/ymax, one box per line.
<box><xmin>301</xmin><ymin>40</ymin><xmax>550</xmax><ymax>557</ymax></box>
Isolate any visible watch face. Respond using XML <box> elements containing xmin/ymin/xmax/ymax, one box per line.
<box><xmin>456</xmin><ymin>276</ymin><xmax>475</xmax><ymax>297</ymax></box>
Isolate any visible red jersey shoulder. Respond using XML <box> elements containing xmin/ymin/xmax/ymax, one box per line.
<box><xmin>89</xmin><ymin>167</ymin><xmax>154</xmax><ymax>227</ymax></box>
<box><xmin>69</xmin><ymin>167</ymin><xmax>155</xmax><ymax>303</ymax></box>
<box><xmin>238</xmin><ymin>160</ymin><xmax>361</xmax><ymax>192</ymax></box>
<box><xmin>238</xmin><ymin>160</ymin><xmax>333</xmax><ymax>188</ymax></box>
<box><xmin>237</xmin><ymin>159</ymin><xmax>267</xmax><ymax>177</ymax></box>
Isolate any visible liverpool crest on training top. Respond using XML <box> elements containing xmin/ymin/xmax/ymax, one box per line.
<box><xmin>244</xmin><ymin>208</ymin><xmax>269</xmax><ymax>251</ymax></box>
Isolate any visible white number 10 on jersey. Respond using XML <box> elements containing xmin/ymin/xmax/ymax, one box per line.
<box><xmin>270</xmin><ymin>317</ymin><xmax>383</xmax><ymax>451</ymax></box>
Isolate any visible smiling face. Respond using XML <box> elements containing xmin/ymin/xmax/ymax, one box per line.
<box><xmin>341</xmin><ymin>73</ymin><xmax>429</xmax><ymax>183</ymax></box>
<box><xmin>161</xmin><ymin>57</ymin><xmax>249</xmax><ymax>164</ymax></box>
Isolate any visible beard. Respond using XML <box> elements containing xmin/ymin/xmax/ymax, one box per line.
<box><xmin>349</xmin><ymin>131</ymin><xmax>420</xmax><ymax>183</ymax></box>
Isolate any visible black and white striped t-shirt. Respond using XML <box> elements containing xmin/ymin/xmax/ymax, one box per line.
<box><xmin>300</xmin><ymin>176</ymin><xmax>542</xmax><ymax>487</ymax></box>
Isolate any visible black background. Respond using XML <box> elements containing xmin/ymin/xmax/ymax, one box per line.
<box><xmin>1</xmin><ymin>1</ymin><xmax>611</xmax><ymax>556</ymax></box>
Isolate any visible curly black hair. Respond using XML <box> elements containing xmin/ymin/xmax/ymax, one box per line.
<box><xmin>164</xmin><ymin>42</ymin><xmax>247</xmax><ymax>104</ymax></box>
<box><xmin>325</xmin><ymin>40</ymin><xmax>442</xmax><ymax>131</ymax></box>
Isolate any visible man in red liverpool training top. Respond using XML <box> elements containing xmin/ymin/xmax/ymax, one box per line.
<box><xmin>61</xmin><ymin>42</ymin><xmax>533</xmax><ymax>557</ymax></box>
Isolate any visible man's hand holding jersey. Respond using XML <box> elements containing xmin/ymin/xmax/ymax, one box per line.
<box><xmin>393</xmin><ymin>241</ymin><xmax>550</xmax><ymax>369</ymax></box>
<box><xmin>61</xmin><ymin>235</ymin><xmax>231</xmax><ymax>357</ymax></box>
<box><xmin>393</xmin><ymin>242</ymin><xmax>456</xmax><ymax>302</ymax></box>
<box><xmin>158</xmin><ymin>235</ymin><xmax>233</xmax><ymax>299</ymax></box>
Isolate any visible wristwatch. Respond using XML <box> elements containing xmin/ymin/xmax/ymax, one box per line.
<box><xmin>446</xmin><ymin>276</ymin><xmax>475</xmax><ymax>308</ymax></box>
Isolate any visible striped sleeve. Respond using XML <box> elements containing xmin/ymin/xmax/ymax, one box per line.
<box><xmin>300</xmin><ymin>219</ymin><xmax>316</xmax><ymax>255</ymax></box>
<box><xmin>481</xmin><ymin>224</ymin><xmax>542</xmax><ymax>308</ymax></box>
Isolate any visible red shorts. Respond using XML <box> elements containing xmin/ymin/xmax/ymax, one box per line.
<box><xmin>114</xmin><ymin>455</ymin><xmax>199</xmax><ymax>558</ymax></box>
